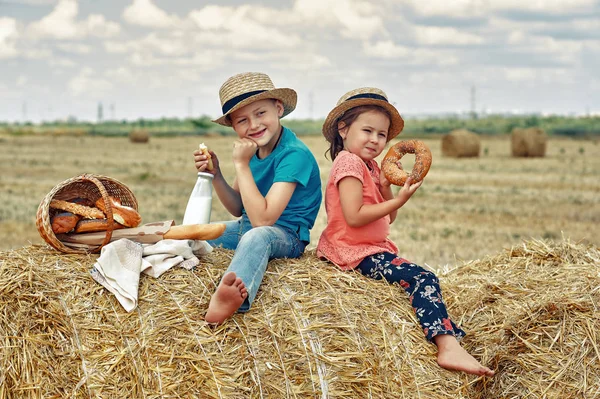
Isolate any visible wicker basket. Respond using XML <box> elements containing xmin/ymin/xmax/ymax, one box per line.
<box><xmin>36</xmin><ymin>174</ymin><xmax>139</xmax><ymax>254</ymax></box>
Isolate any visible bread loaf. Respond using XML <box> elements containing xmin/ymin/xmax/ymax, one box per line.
<box><xmin>50</xmin><ymin>199</ymin><xmax>105</xmax><ymax>219</ymax></box>
<box><xmin>51</xmin><ymin>212</ymin><xmax>81</xmax><ymax>234</ymax></box>
<box><xmin>74</xmin><ymin>218</ymin><xmax>126</xmax><ymax>233</ymax></box>
<box><xmin>95</xmin><ymin>197</ymin><xmax>141</xmax><ymax>228</ymax></box>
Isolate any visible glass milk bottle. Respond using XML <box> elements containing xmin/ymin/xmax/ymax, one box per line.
<box><xmin>182</xmin><ymin>172</ymin><xmax>213</xmax><ymax>225</ymax></box>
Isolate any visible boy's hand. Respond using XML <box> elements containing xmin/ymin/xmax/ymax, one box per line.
<box><xmin>194</xmin><ymin>149</ymin><xmax>221</xmax><ymax>177</ymax></box>
<box><xmin>232</xmin><ymin>138</ymin><xmax>257</xmax><ymax>166</ymax></box>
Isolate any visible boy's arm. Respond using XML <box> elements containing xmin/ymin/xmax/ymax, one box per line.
<box><xmin>235</xmin><ymin>163</ymin><xmax>296</xmax><ymax>226</ymax></box>
<box><xmin>212</xmin><ymin>174</ymin><xmax>243</xmax><ymax>217</ymax></box>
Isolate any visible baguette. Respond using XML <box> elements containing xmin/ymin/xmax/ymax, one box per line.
<box><xmin>95</xmin><ymin>197</ymin><xmax>142</xmax><ymax>228</ymax></box>
<box><xmin>199</xmin><ymin>143</ymin><xmax>214</xmax><ymax>171</ymax></box>
<box><xmin>74</xmin><ymin>218</ymin><xmax>126</xmax><ymax>233</ymax></box>
<box><xmin>163</xmin><ymin>223</ymin><xmax>226</xmax><ymax>240</ymax></box>
<box><xmin>50</xmin><ymin>199</ymin><xmax>105</xmax><ymax>219</ymax></box>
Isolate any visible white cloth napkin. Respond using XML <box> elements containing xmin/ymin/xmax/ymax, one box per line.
<box><xmin>90</xmin><ymin>238</ymin><xmax>212</xmax><ymax>312</ymax></box>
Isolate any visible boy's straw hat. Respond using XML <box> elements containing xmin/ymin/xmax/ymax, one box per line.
<box><xmin>213</xmin><ymin>72</ymin><xmax>297</xmax><ymax>126</ymax></box>
<box><xmin>322</xmin><ymin>87</ymin><xmax>404</xmax><ymax>142</ymax></box>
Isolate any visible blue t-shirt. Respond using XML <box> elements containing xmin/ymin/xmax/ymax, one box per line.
<box><xmin>244</xmin><ymin>126</ymin><xmax>322</xmax><ymax>242</ymax></box>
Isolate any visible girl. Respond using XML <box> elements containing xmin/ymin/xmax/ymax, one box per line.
<box><xmin>317</xmin><ymin>87</ymin><xmax>494</xmax><ymax>377</ymax></box>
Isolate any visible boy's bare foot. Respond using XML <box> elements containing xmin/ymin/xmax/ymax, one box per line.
<box><xmin>434</xmin><ymin>334</ymin><xmax>495</xmax><ymax>377</ymax></box>
<box><xmin>205</xmin><ymin>272</ymin><xmax>248</xmax><ymax>325</ymax></box>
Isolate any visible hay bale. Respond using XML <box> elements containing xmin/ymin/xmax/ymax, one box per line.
<box><xmin>443</xmin><ymin>238</ymin><xmax>600</xmax><ymax>398</ymax></box>
<box><xmin>1</xmin><ymin>238</ymin><xmax>598</xmax><ymax>398</ymax></box>
<box><xmin>441</xmin><ymin>129</ymin><xmax>481</xmax><ymax>157</ymax></box>
<box><xmin>129</xmin><ymin>129</ymin><xmax>150</xmax><ymax>143</ymax></box>
<box><xmin>0</xmin><ymin>246</ymin><xmax>470</xmax><ymax>398</ymax></box>
<box><xmin>511</xmin><ymin>127</ymin><xmax>547</xmax><ymax>157</ymax></box>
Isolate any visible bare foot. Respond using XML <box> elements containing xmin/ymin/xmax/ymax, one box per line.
<box><xmin>434</xmin><ymin>334</ymin><xmax>495</xmax><ymax>377</ymax></box>
<box><xmin>205</xmin><ymin>272</ymin><xmax>248</xmax><ymax>325</ymax></box>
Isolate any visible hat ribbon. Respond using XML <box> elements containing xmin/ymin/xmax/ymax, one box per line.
<box><xmin>346</xmin><ymin>93</ymin><xmax>387</xmax><ymax>102</ymax></box>
<box><xmin>222</xmin><ymin>90</ymin><xmax>267</xmax><ymax>114</ymax></box>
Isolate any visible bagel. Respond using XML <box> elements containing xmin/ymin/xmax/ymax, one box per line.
<box><xmin>381</xmin><ymin>140</ymin><xmax>432</xmax><ymax>186</ymax></box>
<box><xmin>95</xmin><ymin>197</ymin><xmax>142</xmax><ymax>228</ymax></box>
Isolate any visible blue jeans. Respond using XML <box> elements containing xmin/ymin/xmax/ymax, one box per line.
<box><xmin>207</xmin><ymin>215</ymin><xmax>306</xmax><ymax>312</ymax></box>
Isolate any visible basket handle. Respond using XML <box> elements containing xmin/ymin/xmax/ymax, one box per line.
<box><xmin>82</xmin><ymin>173</ymin><xmax>115</xmax><ymax>253</ymax></box>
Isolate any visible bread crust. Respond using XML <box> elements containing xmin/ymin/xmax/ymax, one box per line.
<box><xmin>74</xmin><ymin>218</ymin><xmax>126</xmax><ymax>233</ymax></box>
<box><xmin>199</xmin><ymin>143</ymin><xmax>214</xmax><ymax>171</ymax></box>
<box><xmin>381</xmin><ymin>140</ymin><xmax>432</xmax><ymax>186</ymax></box>
<box><xmin>50</xmin><ymin>199</ymin><xmax>105</xmax><ymax>219</ymax></box>
<box><xmin>95</xmin><ymin>197</ymin><xmax>141</xmax><ymax>228</ymax></box>
<box><xmin>51</xmin><ymin>212</ymin><xmax>81</xmax><ymax>234</ymax></box>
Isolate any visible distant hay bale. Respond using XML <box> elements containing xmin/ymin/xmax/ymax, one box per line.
<box><xmin>1</xmin><ymin>238</ymin><xmax>598</xmax><ymax>398</ymax></box>
<box><xmin>129</xmin><ymin>129</ymin><xmax>150</xmax><ymax>143</ymax></box>
<box><xmin>511</xmin><ymin>127</ymin><xmax>547</xmax><ymax>157</ymax></box>
<box><xmin>441</xmin><ymin>129</ymin><xmax>481</xmax><ymax>157</ymax></box>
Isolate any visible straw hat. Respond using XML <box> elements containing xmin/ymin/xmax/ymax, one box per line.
<box><xmin>213</xmin><ymin>72</ymin><xmax>297</xmax><ymax>126</ymax></box>
<box><xmin>322</xmin><ymin>87</ymin><xmax>404</xmax><ymax>142</ymax></box>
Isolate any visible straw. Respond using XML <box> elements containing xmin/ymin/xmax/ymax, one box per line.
<box><xmin>0</xmin><ymin>237</ymin><xmax>598</xmax><ymax>398</ymax></box>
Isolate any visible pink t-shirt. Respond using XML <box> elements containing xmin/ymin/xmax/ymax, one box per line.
<box><xmin>317</xmin><ymin>151</ymin><xmax>398</xmax><ymax>270</ymax></box>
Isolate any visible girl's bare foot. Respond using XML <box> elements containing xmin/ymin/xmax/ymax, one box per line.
<box><xmin>434</xmin><ymin>334</ymin><xmax>495</xmax><ymax>377</ymax></box>
<box><xmin>205</xmin><ymin>272</ymin><xmax>248</xmax><ymax>324</ymax></box>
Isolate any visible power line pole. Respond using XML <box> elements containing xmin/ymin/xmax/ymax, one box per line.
<box><xmin>22</xmin><ymin>101</ymin><xmax>27</xmax><ymax>122</ymax></box>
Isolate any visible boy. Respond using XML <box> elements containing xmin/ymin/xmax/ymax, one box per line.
<box><xmin>193</xmin><ymin>72</ymin><xmax>322</xmax><ymax>324</ymax></box>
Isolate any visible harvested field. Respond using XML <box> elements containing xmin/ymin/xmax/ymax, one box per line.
<box><xmin>0</xmin><ymin>133</ymin><xmax>598</xmax><ymax>268</ymax></box>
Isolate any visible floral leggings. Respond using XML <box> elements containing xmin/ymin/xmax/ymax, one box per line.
<box><xmin>356</xmin><ymin>252</ymin><xmax>466</xmax><ymax>342</ymax></box>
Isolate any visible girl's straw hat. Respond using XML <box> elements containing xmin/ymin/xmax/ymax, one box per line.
<box><xmin>213</xmin><ymin>72</ymin><xmax>297</xmax><ymax>126</ymax></box>
<box><xmin>322</xmin><ymin>87</ymin><xmax>404</xmax><ymax>142</ymax></box>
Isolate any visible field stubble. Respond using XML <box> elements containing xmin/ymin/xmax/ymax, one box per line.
<box><xmin>0</xmin><ymin>133</ymin><xmax>598</xmax><ymax>269</ymax></box>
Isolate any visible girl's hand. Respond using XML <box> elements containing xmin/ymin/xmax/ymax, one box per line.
<box><xmin>379</xmin><ymin>169</ymin><xmax>392</xmax><ymax>188</ymax></box>
<box><xmin>194</xmin><ymin>149</ymin><xmax>221</xmax><ymax>177</ymax></box>
<box><xmin>232</xmin><ymin>138</ymin><xmax>257</xmax><ymax>166</ymax></box>
<box><xmin>396</xmin><ymin>176</ymin><xmax>423</xmax><ymax>205</ymax></box>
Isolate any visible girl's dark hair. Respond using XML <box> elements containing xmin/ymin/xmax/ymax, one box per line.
<box><xmin>325</xmin><ymin>105</ymin><xmax>392</xmax><ymax>161</ymax></box>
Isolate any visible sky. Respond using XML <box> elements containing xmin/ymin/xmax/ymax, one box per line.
<box><xmin>1</xmin><ymin>0</ymin><xmax>599</xmax><ymax>123</ymax></box>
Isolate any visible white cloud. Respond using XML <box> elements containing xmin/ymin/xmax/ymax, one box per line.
<box><xmin>68</xmin><ymin>67</ymin><xmax>113</xmax><ymax>96</ymax></box>
<box><xmin>189</xmin><ymin>5</ymin><xmax>302</xmax><ymax>48</ymax></box>
<box><xmin>56</xmin><ymin>43</ymin><xmax>91</xmax><ymax>54</ymax></box>
<box><xmin>414</xmin><ymin>26</ymin><xmax>484</xmax><ymax>45</ymax></box>
<box><xmin>293</xmin><ymin>0</ymin><xmax>386</xmax><ymax>40</ymax></box>
<box><xmin>123</xmin><ymin>0</ymin><xmax>179</xmax><ymax>28</ymax></box>
<box><xmin>408</xmin><ymin>0</ymin><xmax>487</xmax><ymax>17</ymax></box>
<box><xmin>85</xmin><ymin>15</ymin><xmax>120</xmax><ymax>38</ymax></box>
<box><xmin>489</xmin><ymin>0</ymin><xmax>596</xmax><ymax>13</ymax></box>
<box><xmin>16</xmin><ymin>75</ymin><xmax>28</xmax><ymax>87</ymax></box>
<box><xmin>364</xmin><ymin>40</ymin><xmax>460</xmax><ymax>65</ymax></box>
<box><xmin>28</xmin><ymin>0</ymin><xmax>79</xmax><ymax>39</ymax></box>
<box><xmin>28</xmin><ymin>0</ymin><xmax>120</xmax><ymax>40</ymax></box>
<box><xmin>0</xmin><ymin>17</ymin><xmax>19</xmax><ymax>59</ymax></box>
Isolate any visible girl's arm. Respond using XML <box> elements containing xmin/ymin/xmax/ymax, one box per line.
<box><xmin>379</xmin><ymin>178</ymin><xmax>398</xmax><ymax>223</ymax></box>
<box><xmin>235</xmin><ymin>163</ymin><xmax>296</xmax><ymax>226</ymax></box>
<box><xmin>339</xmin><ymin>176</ymin><xmax>422</xmax><ymax>228</ymax></box>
